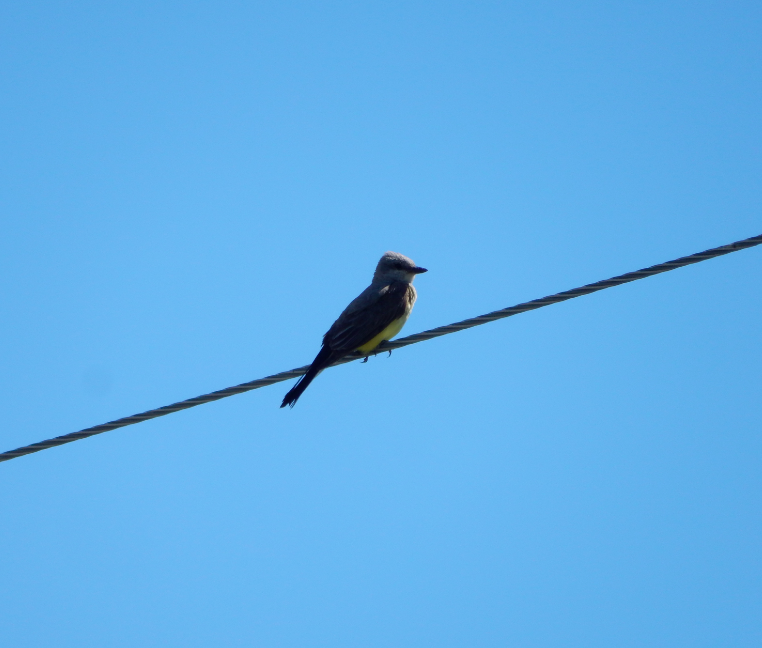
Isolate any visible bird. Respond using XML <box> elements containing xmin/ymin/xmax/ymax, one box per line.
<box><xmin>281</xmin><ymin>251</ymin><xmax>428</xmax><ymax>408</ymax></box>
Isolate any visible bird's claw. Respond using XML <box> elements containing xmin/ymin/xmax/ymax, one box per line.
<box><xmin>361</xmin><ymin>347</ymin><xmax>391</xmax><ymax>362</ymax></box>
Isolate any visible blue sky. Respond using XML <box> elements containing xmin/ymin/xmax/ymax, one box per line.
<box><xmin>1</xmin><ymin>1</ymin><xmax>761</xmax><ymax>646</ymax></box>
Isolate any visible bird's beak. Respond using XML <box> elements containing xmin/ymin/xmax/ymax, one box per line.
<box><xmin>412</xmin><ymin>266</ymin><xmax>428</xmax><ymax>274</ymax></box>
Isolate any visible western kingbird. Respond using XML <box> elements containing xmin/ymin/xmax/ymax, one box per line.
<box><xmin>281</xmin><ymin>251</ymin><xmax>428</xmax><ymax>408</ymax></box>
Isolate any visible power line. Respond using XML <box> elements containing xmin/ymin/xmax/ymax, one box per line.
<box><xmin>2</xmin><ymin>233</ymin><xmax>761</xmax><ymax>464</ymax></box>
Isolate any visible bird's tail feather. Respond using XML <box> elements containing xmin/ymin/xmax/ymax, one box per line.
<box><xmin>280</xmin><ymin>346</ymin><xmax>335</xmax><ymax>408</ymax></box>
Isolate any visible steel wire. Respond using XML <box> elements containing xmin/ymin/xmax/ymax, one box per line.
<box><xmin>2</xmin><ymin>232</ymin><xmax>760</xmax><ymax>464</ymax></box>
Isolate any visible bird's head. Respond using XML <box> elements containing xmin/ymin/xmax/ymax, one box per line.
<box><xmin>373</xmin><ymin>251</ymin><xmax>428</xmax><ymax>283</ymax></box>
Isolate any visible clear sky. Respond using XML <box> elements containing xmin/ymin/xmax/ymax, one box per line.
<box><xmin>1</xmin><ymin>1</ymin><xmax>761</xmax><ymax>646</ymax></box>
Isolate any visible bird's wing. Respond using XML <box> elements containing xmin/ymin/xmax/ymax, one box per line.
<box><xmin>325</xmin><ymin>282</ymin><xmax>413</xmax><ymax>353</ymax></box>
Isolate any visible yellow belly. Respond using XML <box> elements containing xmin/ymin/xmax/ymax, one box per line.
<box><xmin>356</xmin><ymin>316</ymin><xmax>408</xmax><ymax>353</ymax></box>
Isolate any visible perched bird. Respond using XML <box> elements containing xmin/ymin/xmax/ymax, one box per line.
<box><xmin>281</xmin><ymin>251</ymin><xmax>428</xmax><ymax>408</ymax></box>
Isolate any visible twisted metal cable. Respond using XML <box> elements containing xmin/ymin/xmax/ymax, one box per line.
<box><xmin>2</xmin><ymin>233</ymin><xmax>761</xmax><ymax>464</ymax></box>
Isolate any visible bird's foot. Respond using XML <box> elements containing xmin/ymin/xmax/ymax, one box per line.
<box><xmin>361</xmin><ymin>356</ymin><xmax>369</xmax><ymax>363</ymax></box>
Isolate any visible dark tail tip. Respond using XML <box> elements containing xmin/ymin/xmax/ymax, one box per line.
<box><xmin>280</xmin><ymin>382</ymin><xmax>305</xmax><ymax>409</ymax></box>
<box><xmin>280</xmin><ymin>347</ymin><xmax>332</xmax><ymax>409</ymax></box>
<box><xmin>280</xmin><ymin>393</ymin><xmax>297</xmax><ymax>408</ymax></box>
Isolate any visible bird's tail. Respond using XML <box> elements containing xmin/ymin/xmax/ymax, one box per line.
<box><xmin>280</xmin><ymin>345</ymin><xmax>335</xmax><ymax>408</ymax></box>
